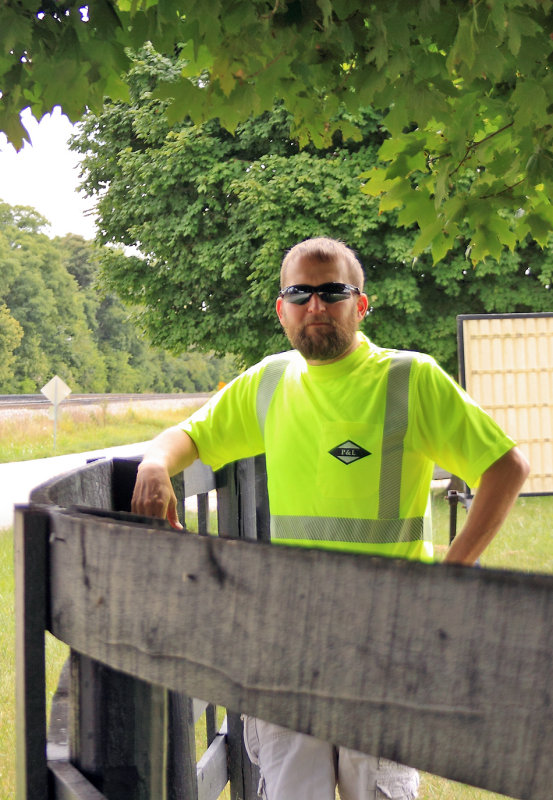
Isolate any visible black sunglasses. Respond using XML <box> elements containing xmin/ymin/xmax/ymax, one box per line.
<box><xmin>279</xmin><ymin>282</ymin><xmax>361</xmax><ymax>305</ymax></box>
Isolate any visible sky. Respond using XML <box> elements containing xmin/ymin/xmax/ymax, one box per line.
<box><xmin>0</xmin><ymin>106</ymin><xmax>97</xmax><ymax>240</ymax></box>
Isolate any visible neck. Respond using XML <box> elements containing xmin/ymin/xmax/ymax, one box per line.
<box><xmin>305</xmin><ymin>335</ymin><xmax>361</xmax><ymax>366</ymax></box>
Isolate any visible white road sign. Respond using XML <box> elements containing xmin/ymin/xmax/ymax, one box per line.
<box><xmin>41</xmin><ymin>376</ymin><xmax>72</xmax><ymax>453</ymax></box>
<box><xmin>41</xmin><ymin>375</ymin><xmax>71</xmax><ymax>405</ymax></box>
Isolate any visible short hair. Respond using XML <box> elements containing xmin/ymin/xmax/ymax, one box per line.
<box><xmin>280</xmin><ymin>237</ymin><xmax>365</xmax><ymax>289</ymax></box>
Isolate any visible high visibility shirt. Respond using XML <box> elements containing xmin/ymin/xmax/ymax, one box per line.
<box><xmin>181</xmin><ymin>333</ymin><xmax>515</xmax><ymax>561</ymax></box>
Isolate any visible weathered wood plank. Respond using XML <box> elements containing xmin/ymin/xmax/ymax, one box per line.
<box><xmin>67</xmin><ymin>653</ymin><xmax>170</xmax><ymax>800</ymax></box>
<box><xmin>196</xmin><ymin>721</ymin><xmax>228</xmax><ymax>800</ymax></box>
<box><xmin>47</xmin><ymin>508</ymin><xmax>553</xmax><ymax>800</ymax></box>
<box><xmin>28</xmin><ymin>455</ymin><xmax>213</xmax><ymax>516</ymax></box>
<box><xmin>236</xmin><ymin>459</ymin><xmax>257</xmax><ymax>540</ymax></box>
<box><xmin>227</xmin><ymin>712</ymin><xmax>259</xmax><ymax>800</ymax></box>
<box><xmin>48</xmin><ymin>760</ymin><xmax>108</xmax><ymax>800</ymax></box>
<box><xmin>68</xmin><ymin>654</ymin><xmax>103</xmax><ymax>780</ymax></box>
<box><xmin>253</xmin><ymin>455</ymin><xmax>270</xmax><ymax>543</ymax></box>
<box><xmin>215</xmin><ymin>464</ymin><xmax>240</xmax><ymax>539</ymax></box>
<box><xmin>14</xmin><ymin>507</ymin><xmax>50</xmax><ymax>800</ymax></box>
<box><xmin>30</xmin><ymin>459</ymin><xmax>113</xmax><ymax>510</ymax></box>
<box><xmin>167</xmin><ymin>692</ymin><xmax>198</xmax><ymax>800</ymax></box>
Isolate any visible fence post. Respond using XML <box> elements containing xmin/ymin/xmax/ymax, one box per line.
<box><xmin>167</xmin><ymin>693</ymin><xmax>199</xmax><ymax>800</ymax></box>
<box><xmin>14</xmin><ymin>506</ymin><xmax>50</xmax><ymax>800</ymax></box>
<box><xmin>217</xmin><ymin>460</ymin><xmax>267</xmax><ymax>800</ymax></box>
<box><xmin>69</xmin><ymin>654</ymin><xmax>177</xmax><ymax>800</ymax></box>
<box><xmin>254</xmin><ymin>455</ymin><xmax>270</xmax><ymax>542</ymax></box>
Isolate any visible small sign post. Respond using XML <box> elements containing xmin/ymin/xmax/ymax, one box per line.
<box><xmin>41</xmin><ymin>376</ymin><xmax>71</xmax><ymax>452</ymax></box>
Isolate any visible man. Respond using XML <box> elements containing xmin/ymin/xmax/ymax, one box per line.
<box><xmin>132</xmin><ymin>237</ymin><xmax>529</xmax><ymax>799</ymax></box>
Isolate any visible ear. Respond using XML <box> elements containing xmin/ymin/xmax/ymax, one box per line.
<box><xmin>357</xmin><ymin>292</ymin><xmax>369</xmax><ymax>321</ymax></box>
<box><xmin>276</xmin><ymin>296</ymin><xmax>284</xmax><ymax>324</ymax></box>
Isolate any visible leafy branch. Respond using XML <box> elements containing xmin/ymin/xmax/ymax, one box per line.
<box><xmin>426</xmin><ymin>121</ymin><xmax>515</xmax><ymax>173</ymax></box>
<box><xmin>479</xmin><ymin>178</ymin><xmax>525</xmax><ymax>201</ymax></box>
<box><xmin>449</xmin><ymin>122</ymin><xmax>515</xmax><ymax>176</ymax></box>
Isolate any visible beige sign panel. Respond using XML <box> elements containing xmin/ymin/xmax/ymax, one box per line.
<box><xmin>41</xmin><ymin>375</ymin><xmax>72</xmax><ymax>405</ymax></box>
<box><xmin>458</xmin><ymin>313</ymin><xmax>553</xmax><ymax>495</ymax></box>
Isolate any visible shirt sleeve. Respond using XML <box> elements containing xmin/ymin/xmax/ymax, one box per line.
<box><xmin>179</xmin><ymin>362</ymin><xmax>266</xmax><ymax>471</ymax></box>
<box><xmin>408</xmin><ymin>355</ymin><xmax>516</xmax><ymax>488</ymax></box>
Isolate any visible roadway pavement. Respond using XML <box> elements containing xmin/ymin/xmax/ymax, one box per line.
<box><xmin>0</xmin><ymin>440</ymin><xmax>150</xmax><ymax>529</ymax></box>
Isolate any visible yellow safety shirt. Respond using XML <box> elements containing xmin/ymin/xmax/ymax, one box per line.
<box><xmin>181</xmin><ymin>333</ymin><xmax>515</xmax><ymax>561</ymax></box>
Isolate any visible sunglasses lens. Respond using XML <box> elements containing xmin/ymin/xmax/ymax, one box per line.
<box><xmin>281</xmin><ymin>283</ymin><xmax>358</xmax><ymax>304</ymax></box>
<box><xmin>318</xmin><ymin>290</ymin><xmax>349</xmax><ymax>303</ymax></box>
<box><xmin>285</xmin><ymin>289</ymin><xmax>313</xmax><ymax>305</ymax></box>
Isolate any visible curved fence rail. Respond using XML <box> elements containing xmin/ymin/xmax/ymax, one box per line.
<box><xmin>14</xmin><ymin>455</ymin><xmax>553</xmax><ymax>800</ymax></box>
<box><xmin>16</xmin><ymin>455</ymin><xmax>268</xmax><ymax>800</ymax></box>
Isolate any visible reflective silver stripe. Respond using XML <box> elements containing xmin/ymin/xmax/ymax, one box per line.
<box><xmin>258</xmin><ymin>349</ymin><xmax>425</xmax><ymax>546</ymax></box>
<box><xmin>271</xmin><ymin>515</ymin><xmax>424</xmax><ymax>544</ymax></box>
<box><xmin>379</xmin><ymin>354</ymin><xmax>414</xmax><ymax>520</ymax></box>
<box><xmin>256</xmin><ymin>354</ymin><xmax>294</xmax><ymax>437</ymax></box>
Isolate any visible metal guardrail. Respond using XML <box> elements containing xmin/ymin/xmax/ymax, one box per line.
<box><xmin>0</xmin><ymin>392</ymin><xmax>212</xmax><ymax>411</ymax></box>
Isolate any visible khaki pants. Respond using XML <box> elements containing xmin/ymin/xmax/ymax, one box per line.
<box><xmin>243</xmin><ymin>717</ymin><xmax>419</xmax><ymax>800</ymax></box>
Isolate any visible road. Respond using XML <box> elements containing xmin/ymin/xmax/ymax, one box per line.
<box><xmin>0</xmin><ymin>440</ymin><xmax>149</xmax><ymax>530</ymax></box>
<box><xmin>0</xmin><ymin>392</ymin><xmax>214</xmax><ymax>529</ymax></box>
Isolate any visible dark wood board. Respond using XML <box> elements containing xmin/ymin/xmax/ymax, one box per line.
<box><xmin>47</xmin><ymin>508</ymin><xmax>553</xmax><ymax>800</ymax></box>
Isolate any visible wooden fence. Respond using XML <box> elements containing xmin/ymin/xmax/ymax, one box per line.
<box><xmin>16</xmin><ymin>455</ymin><xmax>265</xmax><ymax>800</ymax></box>
<box><xmin>15</xmin><ymin>455</ymin><xmax>553</xmax><ymax>800</ymax></box>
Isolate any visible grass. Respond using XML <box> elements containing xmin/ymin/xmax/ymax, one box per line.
<box><xmin>417</xmin><ymin>491</ymin><xmax>553</xmax><ymax>800</ymax></box>
<box><xmin>2</xmin><ymin>408</ymin><xmax>552</xmax><ymax>799</ymax></box>
<box><xmin>0</xmin><ymin>529</ymin><xmax>15</xmax><ymax>799</ymax></box>
<box><xmin>0</xmin><ymin>532</ymin><xmax>67</xmax><ymax>799</ymax></box>
<box><xmin>430</xmin><ymin>490</ymin><xmax>553</xmax><ymax>573</ymax></box>
<box><xmin>0</xmin><ymin>403</ymin><xmax>203</xmax><ymax>463</ymax></box>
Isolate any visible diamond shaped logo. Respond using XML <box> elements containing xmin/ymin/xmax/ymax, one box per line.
<box><xmin>329</xmin><ymin>440</ymin><xmax>371</xmax><ymax>465</ymax></box>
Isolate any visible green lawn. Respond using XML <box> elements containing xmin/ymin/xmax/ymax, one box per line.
<box><xmin>2</xmin><ymin>414</ymin><xmax>552</xmax><ymax>800</ymax></box>
<box><xmin>0</xmin><ymin>404</ymin><xmax>202</xmax><ymax>463</ymax></box>
<box><xmin>0</xmin><ymin>531</ymin><xmax>68</xmax><ymax>799</ymax></box>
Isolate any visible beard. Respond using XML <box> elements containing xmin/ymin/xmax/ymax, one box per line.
<box><xmin>283</xmin><ymin>313</ymin><xmax>358</xmax><ymax>361</ymax></box>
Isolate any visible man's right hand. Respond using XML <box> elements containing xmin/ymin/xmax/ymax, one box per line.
<box><xmin>130</xmin><ymin>426</ymin><xmax>200</xmax><ymax>530</ymax></box>
<box><xmin>131</xmin><ymin>461</ymin><xmax>183</xmax><ymax>529</ymax></box>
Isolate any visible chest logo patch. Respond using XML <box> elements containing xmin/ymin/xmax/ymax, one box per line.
<box><xmin>329</xmin><ymin>440</ymin><xmax>371</xmax><ymax>465</ymax></box>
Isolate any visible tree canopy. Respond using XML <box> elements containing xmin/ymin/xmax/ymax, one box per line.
<box><xmin>72</xmin><ymin>47</ymin><xmax>553</xmax><ymax>375</ymax></box>
<box><xmin>3</xmin><ymin>0</ymin><xmax>553</xmax><ymax>261</ymax></box>
<box><xmin>0</xmin><ymin>202</ymin><xmax>237</xmax><ymax>392</ymax></box>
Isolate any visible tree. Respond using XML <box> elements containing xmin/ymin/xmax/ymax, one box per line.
<box><xmin>0</xmin><ymin>303</ymin><xmax>23</xmax><ymax>386</ymax></box>
<box><xmin>0</xmin><ymin>203</ymin><xmax>237</xmax><ymax>392</ymax></box>
<box><xmin>54</xmin><ymin>231</ymin><xmax>239</xmax><ymax>392</ymax></box>
<box><xmin>2</xmin><ymin>1</ymin><xmax>553</xmax><ymax>261</ymax></box>
<box><xmin>72</xmin><ymin>47</ymin><xmax>553</xmax><ymax>374</ymax></box>
<box><xmin>0</xmin><ymin>203</ymin><xmax>108</xmax><ymax>392</ymax></box>
<box><xmin>58</xmin><ymin>233</ymin><xmax>101</xmax><ymax>289</ymax></box>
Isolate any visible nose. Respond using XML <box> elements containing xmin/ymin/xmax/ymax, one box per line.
<box><xmin>305</xmin><ymin>292</ymin><xmax>327</xmax><ymax>312</ymax></box>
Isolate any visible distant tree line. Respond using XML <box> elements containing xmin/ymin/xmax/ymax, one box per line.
<box><xmin>0</xmin><ymin>201</ymin><xmax>237</xmax><ymax>393</ymax></box>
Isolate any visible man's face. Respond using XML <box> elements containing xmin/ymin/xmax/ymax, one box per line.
<box><xmin>276</xmin><ymin>255</ymin><xmax>368</xmax><ymax>364</ymax></box>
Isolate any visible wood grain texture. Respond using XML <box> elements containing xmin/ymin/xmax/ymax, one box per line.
<box><xmin>29</xmin><ymin>459</ymin><xmax>113</xmax><ymax>510</ymax></box>
<box><xmin>47</xmin><ymin>508</ymin><xmax>553</xmax><ymax>800</ymax></box>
